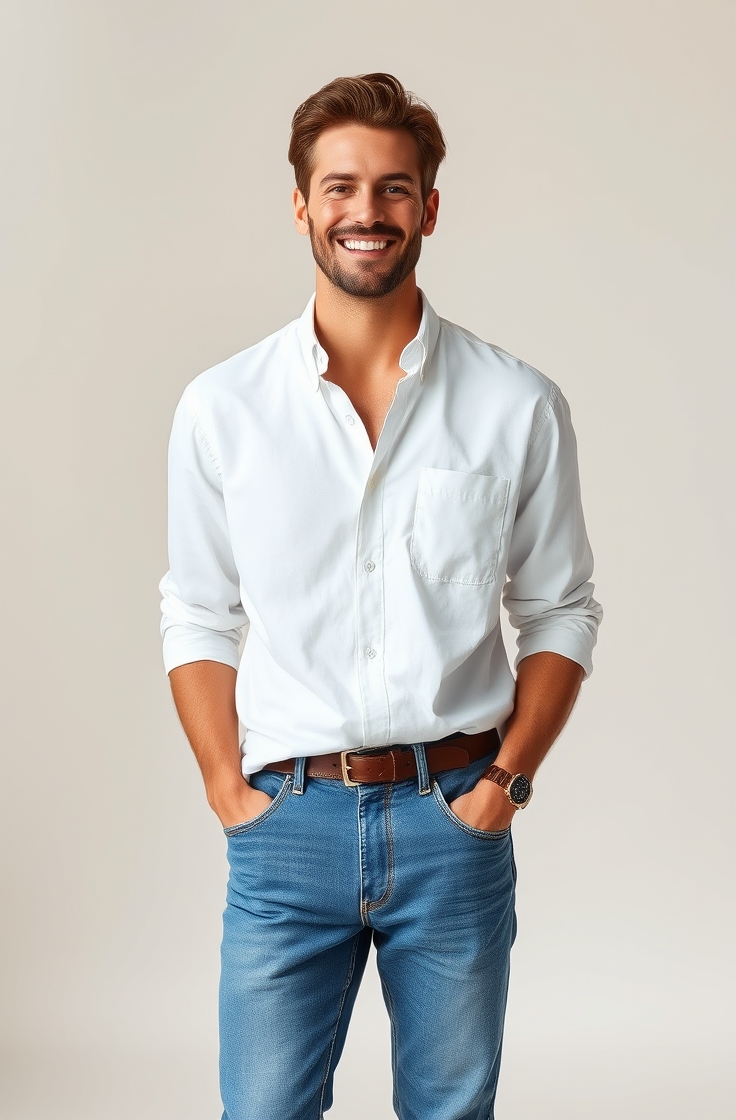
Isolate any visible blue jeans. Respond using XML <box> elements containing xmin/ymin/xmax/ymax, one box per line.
<box><xmin>220</xmin><ymin>744</ymin><xmax>517</xmax><ymax>1120</ymax></box>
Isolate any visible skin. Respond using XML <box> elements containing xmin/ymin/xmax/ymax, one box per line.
<box><xmin>169</xmin><ymin>124</ymin><xmax>585</xmax><ymax>831</ymax></box>
<box><xmin>293</xmin><ymin>124</ymin><xmax>439</xmax><ymax>448</ymax></box>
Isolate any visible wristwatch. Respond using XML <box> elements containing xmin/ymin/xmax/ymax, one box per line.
<box><xmin>482</xmin><ymin>764</ymin><xmax>533</xmax><ymax>809</ymax></box>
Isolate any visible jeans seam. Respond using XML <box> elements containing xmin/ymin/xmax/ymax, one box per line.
<box><xmin>381</xmin><ymin>978</ymin><xmax>402</xmax><ymax>1120</ymax></box>
<box><xmin>432</xmin><ymin>780</ymin><xmax>511</xmax><ymax>841</ymax></box>
<box><xmin>317</xmin><ymin>934</ymin><xmax>361</xmax><ymax>1119</ymax></box>
<box><xmin>357</xmin><ymin>788</ymin><xmax>369</xmax><ymax>927</ymax></box>
<box><xmin>364</xmin><ymin>785</ymin><xmax>395</xmax><ymax>913</ymax></box>
<box><xmin>222</xmin><ymin>776</ymin><xmax>292</xmax><ymax>835</ymax></box>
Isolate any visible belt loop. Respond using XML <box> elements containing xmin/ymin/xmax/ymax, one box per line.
<box><xmin>412</xmin><ymin>743</ymin><xmax>431</xmax><ymax>795</ymax></box>
<box><xmin>292</xmin><ymin>757</ymin><xmax>306</xmax><ymax>795</ymax></box>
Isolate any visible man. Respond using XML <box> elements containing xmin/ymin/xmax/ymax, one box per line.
<box><xmin>160</xmin><ymin>73</ymin><xmax>601</xmax><ymax>1120</ymax></box>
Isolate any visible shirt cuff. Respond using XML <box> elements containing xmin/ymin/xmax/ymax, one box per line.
<box><xmin>162</xmin><ymin>623</ymin><xmax>242</xmax><ymax>674</ymax></box>
<box><xmin>515</xmin><ymin>625</ymin><xmax>597</xmax><ymax>679</ymax></box>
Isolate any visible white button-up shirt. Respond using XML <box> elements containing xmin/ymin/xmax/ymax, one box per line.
<box><xmin>160</xmin><ymin>293</ymin><xmax>602</xmax><ymax>775</ymax></box>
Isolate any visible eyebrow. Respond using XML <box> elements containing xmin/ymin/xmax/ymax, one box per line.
<box><xmin>318</xmin><ymin>171</ymin><xmax>417</xmax><ymax>188</ymax></box>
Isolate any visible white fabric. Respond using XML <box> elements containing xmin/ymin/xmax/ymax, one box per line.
<box><xmin>160</xmin><ymin>293</ymin><xmax>602</xmax><ymax>775</ymax></box>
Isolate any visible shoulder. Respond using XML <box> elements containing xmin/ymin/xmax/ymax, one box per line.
<box><xmin>440</xmin><ymin>317</ymin><xmax>557</xmax><ymax>399</ymax></box>
<box><xmin>437</xmin><ymin>317</ymin><xmax>562</xmax><ymax>438</ymax></box>
<box><xmin>178</xmin><ymin>317</ymin><xmax>301</xmax><ymax>422</ymax></box>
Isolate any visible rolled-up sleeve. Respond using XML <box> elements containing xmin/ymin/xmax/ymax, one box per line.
<box><xmin>159</xmin><ymin>385</ymin><xmax>247</xmax><ymax>673</ymax></box>
<box><xmin>503</xmin><ymin>386</ymin><xmax>602</xmax><ymax>676</ymax></box>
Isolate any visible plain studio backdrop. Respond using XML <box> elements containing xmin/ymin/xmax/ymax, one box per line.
<box><xmin>1</xmin><ymin>1</ymin><xmax>734</xmax><ymax>1117</ymax></box>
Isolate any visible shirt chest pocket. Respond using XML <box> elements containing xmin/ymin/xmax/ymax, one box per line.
<box><xmin>409</xmin><ymin>467</ymin><xmax>510</xmax><ymax>586</ymax></box>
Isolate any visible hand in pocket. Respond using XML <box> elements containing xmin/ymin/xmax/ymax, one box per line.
<box><xmin>214</xmin><ymin>780</ymin><xmax>274</xmax><ymax>829</ymax></box>
<box><xmin>448</xmin><ymin>780</ymin><xmax>515</xmax><ymax>832</ymax></box>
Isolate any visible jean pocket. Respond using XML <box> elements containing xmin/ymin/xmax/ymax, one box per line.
<box><xmin>223</xmin><ymin>774</ymin><xmax>293</xmax><ymax>836</ymax></box>
<box><xmin>409</xmin><ymin>467</ymin><xmax>510</xmax><ymax>586</ymax></box>
<box><xmin>431</xmin><ymin>780</ymin><xmax>511</xmax><ymax>842</ymax></box>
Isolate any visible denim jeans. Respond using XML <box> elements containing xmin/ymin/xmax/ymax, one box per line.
<box><xmin>220</xmin><ymin>744</ymin><xmax>517</xmax><ymax>1120</ymax></box>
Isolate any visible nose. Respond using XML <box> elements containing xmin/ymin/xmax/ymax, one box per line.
<box><xmin>347</xmin><ymin>186</ymin><xmax>388</xmax><ymax>228</ymax></box>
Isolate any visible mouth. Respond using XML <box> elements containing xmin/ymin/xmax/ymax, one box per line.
<box><xmin>336</xmin><ymin>237</ymin><xmax>397</xmax><ymax>256</ymax></box>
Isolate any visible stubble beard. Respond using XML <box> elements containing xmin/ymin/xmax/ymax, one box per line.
<box><xmin>307</xmin><ymin>216</ymin><xmax>423</xmax><ymax>300</ymax></box>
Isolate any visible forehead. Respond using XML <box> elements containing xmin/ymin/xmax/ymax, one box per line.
<box><xmin>311</xmin><ymin>124</ymin><xmax>421</xmax><ymax>180</ymax></box>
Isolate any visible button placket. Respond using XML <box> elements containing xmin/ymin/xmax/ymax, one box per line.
<box><xmin>353</xmin><ymin>376</ymin><xmax>422</xmax><ymax>746</ymax></box>
<box><xmin>355</xmin><ymin>466</ymin><xmax>389</xmax><ymax>745</ymax></box>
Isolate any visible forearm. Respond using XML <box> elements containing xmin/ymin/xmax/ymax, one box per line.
<box><xmin>495</xmin><ymin>650</ymin><xmax>585</xmax><ymax>778</ymax></box>
<box><xmin>168</xmin><ymin>660</ymin><xmax>246</xmax><ymax>814</ymax></box>
<box><xmin>449</xmin><ymin>650</ymin><xmax>584</xmax><ymax>830</ymax></box>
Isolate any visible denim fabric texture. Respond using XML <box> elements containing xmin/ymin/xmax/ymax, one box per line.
<box><xmin>220</xmin><ymin>745</ymin><xmax>517</xmax><ymax>1120</ymax></box>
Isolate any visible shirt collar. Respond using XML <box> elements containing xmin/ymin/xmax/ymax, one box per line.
<box><xmin>296</xmin><ymin>290</ymin><xmax>440</xmax><ymax>391</ymax></box>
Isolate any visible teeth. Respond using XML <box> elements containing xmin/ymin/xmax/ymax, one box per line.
<box><xmin>343</xmin><ymin>239</ymin><xmax>388</xmax><ymax>250</ymax></box>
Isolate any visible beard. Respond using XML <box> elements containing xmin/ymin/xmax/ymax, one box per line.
<box><xmin>307</xmin><ymin>216</ymin><xmax>423</xmax><ymax>299</ymax></box>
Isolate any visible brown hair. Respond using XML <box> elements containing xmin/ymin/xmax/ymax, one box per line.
<box><xmin>289</xmin><ymin>73</ymin><xmax>446</xmax><ymax>203</ymax></box>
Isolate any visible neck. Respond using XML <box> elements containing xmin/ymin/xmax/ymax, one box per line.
<box><xmin>313</xmin><ymin>272</ymin><xmax>422</xmax><ymax>378</ymax></box>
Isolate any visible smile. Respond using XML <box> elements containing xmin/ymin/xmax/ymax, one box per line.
<box><xmin>338</xmin><ymin>239</ymin><xmax>393</xmax><ymax>252</ymax></box>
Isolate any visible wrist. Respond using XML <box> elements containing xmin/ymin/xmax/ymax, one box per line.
<box><xmin>205</xmin><ymin>772</ymin><xmax>250</xmax><ymax>815</ymax></box>
<box><xmin>481</xmin><ymin>763</ymin><xmax>533</xmax><ymax>809</ymax></box>
<box><xmin>475</xmin><ymin>777</ymin><xmax>517</xmax><ymax>815</ymax></box>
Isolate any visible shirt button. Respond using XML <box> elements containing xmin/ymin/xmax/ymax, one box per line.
<box><xmin>345</xmin><ymin>414</ymin><xmax>355</xmax><ymax>426</ymax></box>
<box><xmin>364</xmin><ymin>560</ymin><xmax>375</xmax><ymax>573</ymax></box>
<box><xmin>364</xmin><ymin>646</ymin><xmax>376</xmax><ymax>659</ymax></box>
<box><xmin>368</xmin><ymin>475</ymin><xmax>377</xmax><ymax>491</ymax></box>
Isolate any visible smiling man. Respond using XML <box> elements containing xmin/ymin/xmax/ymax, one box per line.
<box><xmin>302</xmin><ymin>131</ymin><xmax>427</xmax><ymax>301</ymax></box>
<box><xmin>160</xmin><ymin>73</ymin><xmax>602</xmax><ymax>1120</ymax></box>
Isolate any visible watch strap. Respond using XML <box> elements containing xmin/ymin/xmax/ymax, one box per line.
<box><xmin>482</xmin><ymin>763</ymin><xmax>532</xmax><ymax>808</ymax></box>
<box><xmin>482</xmin><ymin>764</ymin><xmax>514</xmax><ymax>790</ymax></box>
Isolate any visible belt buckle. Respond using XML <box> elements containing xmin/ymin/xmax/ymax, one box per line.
<box><xmin>340</xmin><ymin>750</ymin><xmax>359</xmax><ymax>787</ymax></box>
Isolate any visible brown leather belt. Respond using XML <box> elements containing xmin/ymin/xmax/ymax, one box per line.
<box><xmin>265</xmin><ymin>729</ymin><xmax>500</xmax><ymax>787</ymax></box>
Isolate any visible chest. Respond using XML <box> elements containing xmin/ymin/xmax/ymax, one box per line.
<box><xmin>325</xmin><ymin>370</ymin><xmax>403</xmax><ymax>450</ymax></box>
<box><xmin>356</xmin><ymin>385</ymin><xmax>399</xmax><ymax>448</ymax></box>
<box><xmin>216</xmin><ymin>367</ymin><xmax>534</xmax><ymax>597</ymax></box>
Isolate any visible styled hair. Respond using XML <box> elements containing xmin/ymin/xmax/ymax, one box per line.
<box><xmin>288</xmin><ymin>73</ymin><xmax>446</xmax><ymax>202</ymax></box>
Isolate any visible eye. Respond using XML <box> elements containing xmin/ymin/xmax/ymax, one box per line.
<box><xmin>385</xmin><ymin>185</ymin><xmax>409</xmax><ymax>194</ymax></box>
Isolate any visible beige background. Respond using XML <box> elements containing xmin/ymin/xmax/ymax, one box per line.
<box><xmin>1</xmin><ymin>1</ymin><xmax>734</xmax><ymax>1117</ymax></box>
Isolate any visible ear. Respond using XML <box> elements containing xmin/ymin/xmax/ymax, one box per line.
<box><xmin>421</xmin><ymin>189</ymin><xmax>440</xmax><ymax>237</ymax></box>
<box><xmin>293</xmin><ymin>188</ymin><xmax>310</xmax><ymax>236</ymax></box>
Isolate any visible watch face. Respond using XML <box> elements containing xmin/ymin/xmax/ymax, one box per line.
<box><xmin>509</xmin><ymin>774</ymin><xmax>532</xmax><ymax>806</ymax></box>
